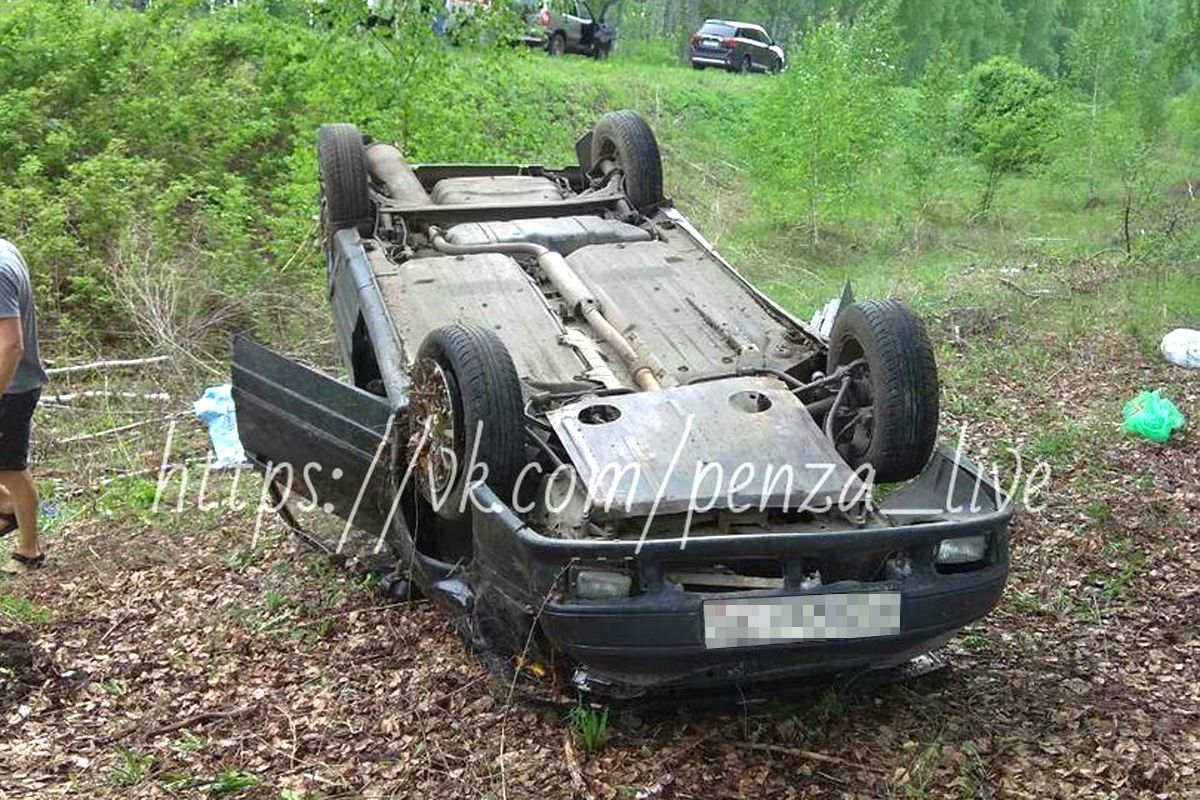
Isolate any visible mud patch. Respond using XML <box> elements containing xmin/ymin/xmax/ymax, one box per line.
<box><xmin>0</xmin><ymin>630</ymin><xmax>54</xmax><ymax>713</ymax></box>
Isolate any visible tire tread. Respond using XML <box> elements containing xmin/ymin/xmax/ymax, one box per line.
<box><xmin>591</xmin><ymin>110</ymin><xmax>664</xmax><ymax>211</ymax></box>
<box><xmin>418</xmin><ymin>325</ymin><xmax>525</xmax><ymax>506</ymax></box>
<box><xmin>828</xmin><ymin>300</ymin><xmax>938</xmax><ymax>482</ymax></box>
<box><xmin>318</xmin><ymin>123</ymin><xmax>372</xmax><ymax>235</ymax></box>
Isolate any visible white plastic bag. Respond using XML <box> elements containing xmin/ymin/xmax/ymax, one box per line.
<box><xmin>193</xmin><ymin>383</ymin><xmax>247</xmax><ymax>468</ymax></box>
<box><xmin>1161</xmin><ymin>328</ymin><xmax>1200</xmax><ymax>370</ymax></box>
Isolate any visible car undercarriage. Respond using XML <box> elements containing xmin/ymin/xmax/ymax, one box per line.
<box><xmin>231</xmin><ymin>110</ymin><xmax>1014</xmax><ymax>697</ymax></box>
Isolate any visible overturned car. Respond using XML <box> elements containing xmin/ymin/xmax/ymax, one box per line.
<box><xmin>232</xmin><ymin>111</ymin><xmax>1013</xmax><ymax>697</ymax></box>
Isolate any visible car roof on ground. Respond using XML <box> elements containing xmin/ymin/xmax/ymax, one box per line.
<box><xmin>703</xmin><ymin>19</ymin><xmax>767</xmax><ymax>32</ymax></box>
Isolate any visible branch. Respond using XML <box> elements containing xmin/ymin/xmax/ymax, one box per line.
<box><xmin>45</xmin><ymin>356</ymin><xmax>168</xmax><ymax>376</ymax></box>
<box><xmin>40</xmin><ymin>391</ymin><xmax>171</xmax><ymax>404</ymax></box>
<box><xmin>59</xmin><ymin>412</ymin><xmax>186</xmax><ymax>445</ymax></box>
<box><xmin>105</xmin><ymin>705</ymin><xmax>255</xmax><ymax>744</ymax></box>
<box><xmin>998</xmin><ymin>277</ymin><xmax>1050</xmax><ymax>299</ymax></box>
<box><xmin>732</xmin><ymin>741</ymin><xmax>887</xmax><ymax>775</ymax></box>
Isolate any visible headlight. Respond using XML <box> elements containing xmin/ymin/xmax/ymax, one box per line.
<box><xmin>570</xmin><ymin>567</ymin><xmax>632</xmax><ymax>600</ymax></box>
<box><xmin>936</xmin><ymin>535</ymin><xmax>988</xmax><ymax>565</ymax></box>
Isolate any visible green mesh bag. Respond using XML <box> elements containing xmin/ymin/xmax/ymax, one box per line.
<box><xmin>1122</xmin><ymin>390</ymin><xmax>1185</xmax><ymax>443</ymax></box>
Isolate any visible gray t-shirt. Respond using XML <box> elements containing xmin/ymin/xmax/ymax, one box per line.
<box><xmin>0</xmin><ymin>239</ymin><xmax>48</xmax><ymax>394</ymax></box>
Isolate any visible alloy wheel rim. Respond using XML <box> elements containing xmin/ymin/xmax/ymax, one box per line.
<box><xmin>408</xmin><ymin>358</ymin><xmax>459</xmax><ymax>504</ymax></box>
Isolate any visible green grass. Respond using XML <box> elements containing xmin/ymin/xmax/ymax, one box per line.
<box><xmin>111</xmin><ymin>749</ymin><xmax>155</xmax><ymax>787</ymax></box>
<box><xmin>567</xmin><ymin>703</ymin><xmax>610</xmax><ymax>754</ymax></box>
<box><xmin>263</xmin><ymin>588</ymin><xmax>287</xmax><ymax>611</ymax></box>
<box><xmin>959</xmin><ymin>630</ymin><xmax>994</xmax><ymax>652</ymax></box>
<box><xmin>1086</xmin><ymin>503</ymin><xmax>1113</xmax><ymax>524</ymax></box>
<box><xmin>0</xmin><ymin>593</ymin><xmax>52</xmax><ymax>624</ymax></box>
<box><xmin>1027</xmin><ymin>420</ymin><xmax>1084</xmax><ymax>461</ymax></box>
<box><xmin>171</xmin><ymin>731</ymin><xmax>210</xmax><ymax>754</ymax></box>
<box><xmin>205</xmin><ymin>770</ymin><xmax>262</xmax><ymax>795</ymax></box>
<box><xmin>1004</xmin><ymin>589</ymin><xmax>1047</xmax><ymax>615</ymax></box>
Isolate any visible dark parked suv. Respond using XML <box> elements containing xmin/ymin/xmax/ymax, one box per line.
<box><xmin>688</xmin><ymin>19</ymin><xmax>785</xmax><ymax>73</ymax></box>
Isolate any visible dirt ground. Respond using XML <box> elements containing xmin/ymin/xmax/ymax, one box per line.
<box><xmin>1</xmin><ymin>322</ymin><xmax>1197</xmax><ymax>799</ymax></box>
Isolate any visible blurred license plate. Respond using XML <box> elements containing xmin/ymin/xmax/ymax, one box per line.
<box><xmin>703</xmin><ymin>593</ymin><xmax>901</xmax><ymax>649</ymax></box>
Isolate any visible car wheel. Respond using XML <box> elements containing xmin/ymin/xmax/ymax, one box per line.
<box><xmin>770</xmin><ymin>57</ymin><xmax>783</xmax><ymax>74</ymax></box>
<box><xmin>593</xmin><ymin>43</ymin><xmax>610</xmax><ymax>60</ymax></box>
<box><xmin>317</xmin><ymin>123</ymin><xmax>372</xmax><ymax>236</ymax></box>
<box><xmin>591</xmin><ymin>109</ymin><xmax>664</xmax><ymax>211</ymax></box>
<box><xmin>826</xmin><ymin>300</ymin><xmax>939</xmax><ymax>482</ymax></box>
<box><xmin>737</xmin><ymin>54</ymin><xmax>752</xmax><ymax>73</ymax></box>
<box><xmin>408</xmin><ymin>325</ymin><xmax>525</xmax><ymax>522</ymax></box>
<box><xmin>691</xmin><ymin>61</ymin><xmax>705</xmax><ymax>70</ymax></box>
<box><xmin>549</xmin><ymin>32</ymin><xmax>566</xmax><ymax>56</ymax></box>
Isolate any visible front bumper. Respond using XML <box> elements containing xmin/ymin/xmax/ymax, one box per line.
<box><xmin>466</xmin><ymin>446</ymin><xmax>1015</xmax><ymax>696</ymax></box>
<box><xmin>542</xmin><ymin>564</ymin><xmax>1006</xmax><ymax>695</ymax></box>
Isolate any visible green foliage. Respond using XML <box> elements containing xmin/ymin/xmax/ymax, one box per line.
<box><xmin>902</xmin><ymin>45</ymin><xmax>965</xmax><ymax>207</ymax></box>
<box><xmin>98</xmin><ymin>477</ymin><xmax>161</xmax><ymax>519</ymax></box>
<box><xmin>1168</xmin><ymin>81</ymin><xmax>1200</xmax><ymax>150</ymax></box>
<box><xmin>205</xmin><ymin>769</ymin><xmax>262</xmax><ymax>795</ymax></box>
<box><xmin>0</xmin><ymin>593</ymin><xmax>52</xmax><ymax>624</ymax></box>
<box><xmin>567</xmin><ymin>703</ymin><xmax>610</xmax><ymax>753</ymax></box>
<box><xmin>111</xmin><ymin>748</ymin><xmax>155</xmax><ymax>786</ymax></box>
<box><xmin>0</xmin><ymin>2</ymin><xmax>302</xmax><ymax>347</ymax></box>
<box><xmin>172</xmin><ymin>731</ymin><xmax>211</xmax><ymax>754</ymax></box>
<box><xmin>961</xmin><ymin>57</ymin><xmax>1061</xmax><ymax>214</ymax></box>
<box><xmin>745</xmin><ymin>12</ymin><xmax>899</xmax><ymax>243</ymax></box>
<box><xmin>0</xmin><ymin>0</ymin><xmax>1193</xmax><ymax>355</ymax></box>
<box><xmin>619</xmin><ymin>0</ymin><xmax>1193</xmax><ymax>82</ymax></box>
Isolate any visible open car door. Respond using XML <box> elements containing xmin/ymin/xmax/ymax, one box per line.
<box><xmin>231</xmin><ymin>335</ymin><xmax>397</xmax><ymax>540</ymax></box>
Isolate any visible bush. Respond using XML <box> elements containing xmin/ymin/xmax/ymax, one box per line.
<box><xmin>961</xmin><ymin>56</ymin><xmax>1060</xmax><ymax>215</ymax></box>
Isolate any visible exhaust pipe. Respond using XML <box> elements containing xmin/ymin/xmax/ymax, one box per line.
<box><xmin>427</xmin><ymin>230</ymin><xmax>661</xmax><ymax>392</ymax></box>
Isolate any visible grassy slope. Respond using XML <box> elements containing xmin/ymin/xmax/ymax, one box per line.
<box><xmin>471</xmin><ymin>51</ymin><xmax>1198</xmax><ymax>335</ymax></box>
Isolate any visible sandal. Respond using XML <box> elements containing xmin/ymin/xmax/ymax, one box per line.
<box><xmin>0</xmin><ymin>513</ymin><xmax>17</xmax><ymax>537</ymax></box>
<box><xmin>2</xmin><ymin>551</ymin><xmax>45</xmax><ymax>574</ymax></box>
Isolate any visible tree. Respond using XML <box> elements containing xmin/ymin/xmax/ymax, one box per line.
<box><xmin>745</xmin><ymin>11</ymin><xmax>898</xmax><ymax>244</ymax></box>
<box><xmin>1068</xmin><ymin>0</ymin><xmax>1143</xmax><ymax>199</ymax></box>
<box><xmin>1063</xmin><ymin>0</ymin><xmax>1177</xmax><ymax>252</ymax></box>
<box><xmin>902</xmin><ymin>44</ymin><xmax>962</xmax><ymax>224</ymax></box>
<box><xmin>961</xmin><ymin>56</ymin><xmax>1060</xmax><ymax>216</ymax></box>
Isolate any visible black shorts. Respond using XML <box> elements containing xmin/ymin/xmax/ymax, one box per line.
<box><xmin>0</xmin><ymin>387</ymin><xmax>40</xmax><ymax>471</ymax></box>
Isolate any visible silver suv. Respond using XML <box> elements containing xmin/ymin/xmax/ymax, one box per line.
<box><xmin>524</xmin><ymin>0</ymin><xmax>615</xmax><ymax>59</ymax></box>
<box><xmin>688</xmin><ymin>19</ymin><xmax>785</xmax><ymax>73</ymax></box>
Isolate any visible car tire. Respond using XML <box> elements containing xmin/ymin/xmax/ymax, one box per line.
<box><xmin>549</xmin><ymin>32</ymin><xmax>566</xmax><ymax>56</ymax></box>
<box><xmin>591</xmin><ymin>110</ymin><xmax>664</xmax><ymax>211</ymax></box>
<box><xmin>770</xmin><ymin>57</ymin><xmax>783</xmax><ymax>74</ymax></box>
<box><xmin>411</xmin><ymin>325</ymin><xmax>525</xmax><ymax>522</ymax></box>
<box><xmin>826</xmin><ymin>300</ymin><xmax>939</xmax><ymax>482</ymax></box>
<box><xmin>692</xmin><ymin>61</ymin><xmax>705</xmax><ymax>70</ymax></box>
<box><xmin>317</xmin><ymin>123</ymin><xmax>372</xmax><ymax>236</ymax></box>
<box><xmin>736</xmin><ymin>54</ymin><xmax>752</xmax><ymax>73</ymax></box>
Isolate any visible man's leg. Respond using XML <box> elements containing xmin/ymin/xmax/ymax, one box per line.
<box><xmin>0</xmin><ymin>469</ymin><xmax>37</xmax><ymax>557</ymax></box>
<box><xmin>0</xmin><ymin>387</ymin><xmax>40</xmax><ymax>562</ymax></box>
